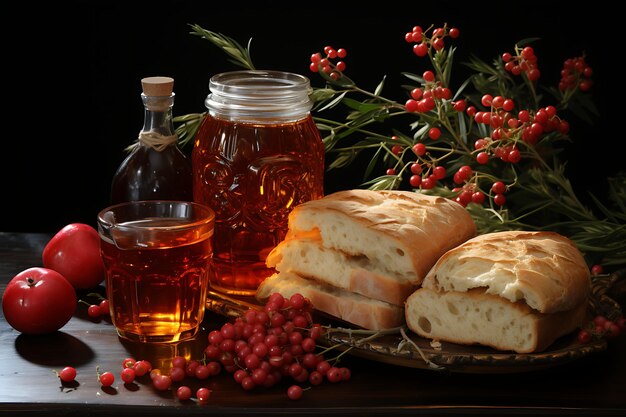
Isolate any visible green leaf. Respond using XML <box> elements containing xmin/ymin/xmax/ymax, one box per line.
<box><xmin>401</xmin><ymin>72</ymin><xmax>423</xmax><ymax>83</ymax></box>
<box><xmin>362</xmin><ymin>175</ymin><xmax>399</xmax><ymax>190</ymax></box>
<box><xmin>327</xmin><ymin>151</ymin><xmax>356</xmax><ymax>170</ymax></box>
<box><xmin>374</xmin><ymin>75</ymin><xmax>386</xmax><ymax>96</ymax></box>
<box><xmin>318</xmin><ymin>91</ymin><xmax>347</xmax><ymax>112</ymax></box>
<box><xmin>363</xmin><ymin>145</ymin><xmax>383</xmax><ymax>181</ymax></box>
<box><xmin>310</xmin><ymin>88</ymin><xmax>338</xmax><ymax>104</ymax></box>
<box><xmin>342</xmin><ymin>97</ymin><xmax>382</xmax><ymax>113</ymax></box>
<box><xmin>452</xmin><ymin>76</ymin><xmax>472</xmax><ymax>100</ymax></box>
<box><xmin>173</xmin><ymin>112</ymin><xmax>206</xmax><ymax>148</ymax></box>
<box><xmin>188</xmin><ymin>24</ymin><xmax>255</xmax><ymax>70</ymax></box>
<box><xmin>516</xmin><ymin>37</ymin><xmax>541</xmax><ymax>47</ymax></box>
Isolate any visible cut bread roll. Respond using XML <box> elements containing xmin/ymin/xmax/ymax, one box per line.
<box><xmin>256</xmin><ymin>271</ymin><xmax>405</xmax><ymax>330</ymax></box>
<box><xmin>276</xmin><ymin>189</ymin><xmax>476</xmax><ymax>301</ymax></box>
<box><xmin>406</xmin><ymin>231</ymin><xmax>591</xmax><ymax>353</ymax></box>
<box><xmin>405</xmin><ymin>288</ymin><xmax>588</xmax><ymax>354</ymax></box>
<box><xmin>266</xmin><ymin>237</ymin><xmax>414</xmax><ymax>306</ymax></box>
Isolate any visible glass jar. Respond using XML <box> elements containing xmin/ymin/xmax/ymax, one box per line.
<box><xmin>192</xmin><ymin>70</ymin><xmax>325</xmax><ymax>296</ymax></box>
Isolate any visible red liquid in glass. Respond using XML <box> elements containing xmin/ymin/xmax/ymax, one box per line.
<box><xmin>100</xmin><ymin>219</ymin><xmax>213</xmax><ymax>343</ymax></box>
<box><xmin>192</xmin><ymin>114</ymin><xmax>324</xmax><ymax>295</ymax></box>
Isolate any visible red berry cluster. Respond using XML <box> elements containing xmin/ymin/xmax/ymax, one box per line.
<box><xmin>502</xmin><ymin>46</ymin><xmax>540</xmax><ymax>81</ymax></box>
<box><xmin>92</xmin><ymin>355</ymin><xmax>214</xmax><ymax>402</ymax></box>
<box><xmin>405</xmin><ymin>24</ymin><xmax>459</xmax><ymax>57</ymax></box>
<box><xmin>309</xmin><ymin>46</ymin><xmax>347</xmax><ymax>80</ymax></box>
<box><xmin>559</xmin><ymin>56</ymin><xmax>593</xmax><ymax>92</ymax></box>
<box><xmin>578</xmin><ymin>314</ymin><xmax>625</xmax><ymax>343</ymax></box>
<box><xmin>472</xmin><ymin>95</ymin><xmax>569</xmax><ymax>152</ymax></box>
<box><xmin>205</xmin><ymin>292</ymin><xmax>350</xmax><ymax>400</ymax></box>
<box><xmin>80</xmin><ymin>295</ymin><xmax>110</xmax><ymax>320</ymax></box>
<box><xmin>404</xmin><ymin>71</ymin><xmax>452</xmax><ymax>114</ymax></box>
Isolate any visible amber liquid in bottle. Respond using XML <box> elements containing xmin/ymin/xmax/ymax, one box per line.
<box><xmin>192</xmin><ymin>114</ymin><xmax>325</xmax><ymax>295</ymax></box>
<box><xmin>111</xmin><ymin>146</ymin><xmax>193</xmax><ymax>204</ymax></box>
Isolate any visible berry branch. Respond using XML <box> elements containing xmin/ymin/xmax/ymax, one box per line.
<box><xmin>176</xmin><ymin>23</ymin><xmax>626</xmax><ymax>270</ymax></box>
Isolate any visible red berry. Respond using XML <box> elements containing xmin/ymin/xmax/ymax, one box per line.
<box><xmin>448</xmin><ymin>28</ymin><xmax>460</xmax><ymax>38</ymax></box>
<box><xmin>98</xmin><ymin>299</ymin><xmax>110</xmax><ymax>316</ymax></box>
<box><xmin>481</xmin><ymin>94</ymin><xmax>493</xmax><ymax>107</ymax></box>
<box><xmin>287</xmin><ymin>385</ymin><xmax>303</xmax><ymax>400</ymax></box>
<box><xmin>423</xmin><ymin>71</ymin><xmax>435</xmax><ymax>82</ymax></box>
<box><xmin>196</xmin><ymin>387</ymin><xmax>212</xmax><ymax>402</ymax></box>
<box><xmin>591</xmin><ymin>264</ymin><xmax>603</xmax><ymax>275</ymax></box>
<box><xmin>412</xmin><ymin>143</ymin><xmax>427</xmax><ymax>156</ymax></box>
<box><xmin>413</xmin><ymin>43</ymin><xmax>428</xmax><ymax>57</ymax></box>
<box><xmin>58</xmin><ymin>366</ymin><xmax>77</xmax><ymax>383</ymax></box>
<box><xmin>169</xmin><ymin>366</ymin><xmax>185</xmax><ymax>382</ymax></box>
<box><xmin>494</xmin><ymin>193</ymin><xmax>506</xmax><ymax>206</ymax></box>
<box><xmin>508</xmin><ymin>148</ymin><xmax>521</xmax><ymax>163</ymax></box>
<box><xmin>336</xmin><ymin>48</ymin><xmax>347</xmax><ymax>58</ymax></box>
<box><xmin>410</xmin><ymin>88</ymin><xmax>423</xmax><ymax>100</ymax></box>
<box><xmin>386</xmin><ymin>168</ymin><xmax>396</xmax><ymax>176</ymax></box>
<box><xmin>410</xmin><ymin>163</ymin><xmax>423</xmax><ymax>175</ymax></box>
<box><xmin>121</xmin><ymin>367</ymin><xmax>136</xmax><ymax>384</ymax></box>
<box><xmin>476</xmin><ymin>152</ymin><xmax>489</xmax><ymax>165</ymax></box>
<box><xmin>428</xmin><ymin>127</ymin><xmax>441</xmax><ymax>140</ymax></box>
<box><xmin>409</xmin><ymin>175</ymin><xmax>422</xmax><ymax>188</ymax></box>
<box><xmin>152</xmin><ymin>374</ymin><xmax>172</xmax><ymax>391</ymax></box>
<box><xmin>87</xmin><ymin>304</ymin><xmax>101</xmax><ymax>319</ymax></box>
<box><xmin>604</xmin><ymin>322</ymin><xmax>621</xmax><ymax>338</ymax></box>
<box><xmin>502</xmin><ymin>99</ymin><xmax>515</xmax><ymax>112</ymax></box>
<box><xmin>133</xmin><ymin>360</ymin><xmax>150</xmax><ymax>377</ymax></box>
<box><xmin>491</xmin><ymin>181</ymin><xmax>507</xmax><ymax>195</ymax></box>
<box><xmin>433</xmin><ymin>166</ymin><xmax>446</xmax><ymax>180</ymax></box>
<box><xmin>453</xmin><ymin>100</ymin><xmax>466</xmax><ymax>112</ymax></box>
<box><xmin>99</xmin><ymin>371</ymin><xmax>115</xmax><ymax>387</ymax></box>
<box><xmin>176</xmin><ymin>386</ymin><xmax>192</xmax><ymax>401</ymax></box>
<box><xmin>491</xmin><ymin>96</ymin><xmax>504</xmax><ymax>108</ymax></box>
<box><xmin>405</xmin><ymin>99</ymin><xmax>418</xmax><ymax>112</ymax></box>
<box><xmin>326</xmin><ymin>367</ymin><xmax>342</xmax><ymax>383</ymax></box>
<box><xmin>421</xmin><ymin>177</ymin><xmax>435</xmax><ymax>189</ymax></box>
<box><xmin>471</xmin><ymin>191</ymin><xmax>485</xmax><ymax>205</ymax></box>
<box><xmin>577</xmin><ymin>329</ymin><xmax>592</xmax><ymax>344</ymax></box>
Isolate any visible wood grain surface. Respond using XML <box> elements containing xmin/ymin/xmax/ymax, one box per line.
<box><xmin>1</xmin><ymin>232</ymin><xmax>625</xmax><ymax>416</ymax></box>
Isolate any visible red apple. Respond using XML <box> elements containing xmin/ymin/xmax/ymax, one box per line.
<box><xmin>42</xmin><ymin>223</ymin><xmax>105</xmax><ymax>289</ymax></box>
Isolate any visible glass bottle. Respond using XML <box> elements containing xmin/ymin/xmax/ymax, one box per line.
<box><xmin>192</xmin><ymin>70</ymin><xmax>325</xmax><ymax>296</ymax></box>
<box><xmin>111</xmin><ymin>76</ymin><xmax>193</xmax><ymax>204</ymax></box>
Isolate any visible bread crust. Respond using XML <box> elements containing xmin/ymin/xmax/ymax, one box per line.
<box><xmin>256</xmin><ymin>272</ymin><xmax>405</xmax><ymax>330</ymax></box>
<box><xmin>287</xmin><ymin>190</ymin><xmax>477</xmax><ymax>285</ymax></box>
<box><xmin>423</xmin><ymin>230</ymin><xmax>590</xmax><ymax>314</ymax></box>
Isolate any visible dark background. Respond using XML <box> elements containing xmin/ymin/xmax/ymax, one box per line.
<box><xmin>1</xmin><ymin>1</ymin><xmax>618</xmax><ymax>233</ymax></box>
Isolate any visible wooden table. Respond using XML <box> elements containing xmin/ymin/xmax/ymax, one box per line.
<box><xmin>1</xmin><ymin>232</ymin><xmax>625</xmax><ymax>416</ymax></box>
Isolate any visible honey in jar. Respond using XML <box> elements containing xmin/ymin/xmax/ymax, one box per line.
<box><xmin>192</xmin><ymin>70</ymin><xmax>325</xmax><ymax>296</ymax></box>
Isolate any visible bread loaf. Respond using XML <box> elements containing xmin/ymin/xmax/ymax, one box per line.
<box><xmin>256</xmin><ymin>271</ymin><xmax>405</xmax><ymax>330</ymax></box>
<box><xmin>275</xmin><ymin>189</ymin><xmax>476</xmax><ymax>302</ymax></box>
<box><xmin>266</xmin><ymin>237</ymin><xmax>414</xmax><ymax>306</ymax></box>
<box><xmin>405</xmin><ymin>231</ymin><xmax>591</xmax><ymax>353</ymax></box>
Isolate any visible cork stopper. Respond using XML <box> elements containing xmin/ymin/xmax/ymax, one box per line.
<box><xmin>141</xmin><ymin>76</ymin><xmax>174</xmax><ymax>97</ymax></box>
